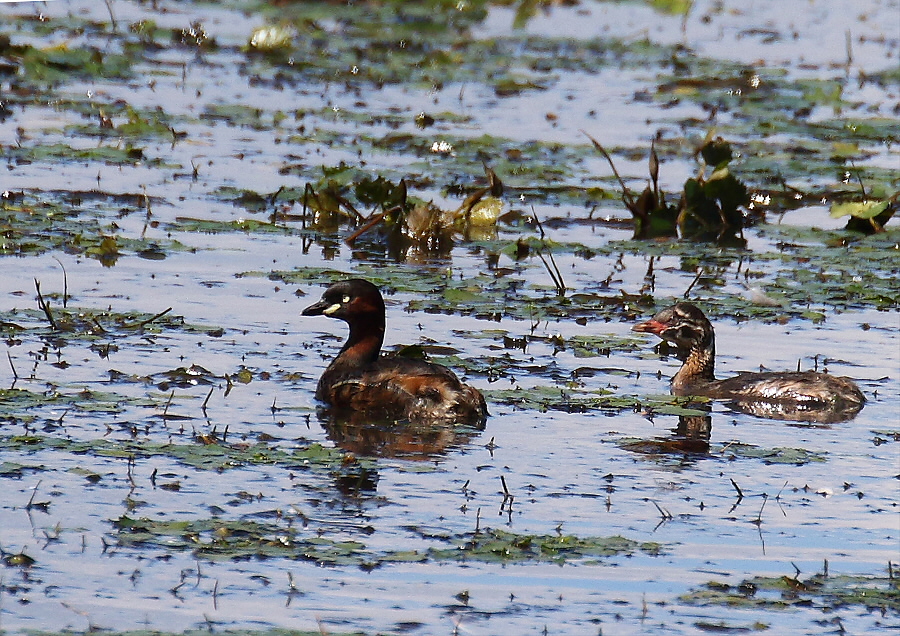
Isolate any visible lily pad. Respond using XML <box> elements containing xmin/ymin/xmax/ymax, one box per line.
<box><xmin>830</xmin><ymin>200</ymin><xmax>890</xmax><ymax>220</ymax></box>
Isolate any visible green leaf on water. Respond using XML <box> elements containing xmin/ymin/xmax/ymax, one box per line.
<box><xmin>0</xmin><ymin>461</ymin><xmax>45</xmax><ymax>477</ymax></box>
<box><xmin>830</xmin><ymin>200</ymin><xmax>889</xmax><ymax>220</ymax></box>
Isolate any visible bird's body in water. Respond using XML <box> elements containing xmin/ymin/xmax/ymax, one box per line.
<box><xmin>302</xmin><ymin>279</ymin><xmax>487</xmax><ymax>425</ymax></box>
<box><xmin>633</xmin><ymin>302</ymin><xmax>865</xmax><ymax>420</ymax></box>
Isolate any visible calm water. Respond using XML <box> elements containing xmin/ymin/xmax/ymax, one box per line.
<box><xmin>1</xmin><ymin>0</ymin><xmax>897</xmax><ymax>634</ymax></box>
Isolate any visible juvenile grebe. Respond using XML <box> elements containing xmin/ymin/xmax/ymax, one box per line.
<box><xmin>302</xmin><ymin>279</ymin><xmax>487</xmax><ymax>425</ymax></box>
<box><xmin>633</xmin><ymin>303</ymin><xmax>865</xmax><ymax>419</ymax></box>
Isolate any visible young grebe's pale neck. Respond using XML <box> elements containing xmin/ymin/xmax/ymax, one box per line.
<box><xmin>673</xmin><ymin>338</ymin><xmax>717</xmax><ymax>393</ymax></box>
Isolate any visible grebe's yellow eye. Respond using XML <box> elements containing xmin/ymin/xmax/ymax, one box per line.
<box><xmin>342</xmin><ymin>295</ymin><xmax>351</xmax><ymax>304</ymax></box>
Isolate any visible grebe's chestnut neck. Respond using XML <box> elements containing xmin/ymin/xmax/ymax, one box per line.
<box><xmin>302</xmin><ymin>278</ymin><xmax>385</xmax><ymax>367</ymax></box>
<box><xmin>303</xmin><ymin>279</ymin><xmax>487</xmax><ymax>426</ymax></box>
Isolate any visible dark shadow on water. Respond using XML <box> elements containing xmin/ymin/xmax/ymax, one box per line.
<box><xmin>333</xmin><ymin>465</ymin><xmax>380</xmax><ymax>495</ymax></box>
<box><xmin>317</xmin><ymin>407</ymin><xmax>486</xmax><ymax>461</ymax></box>
<box><xmin>620</xmin><ymin>392</ymin><xmax>862</xmax><ymax>465</ymax></box>
<box><xmin>620</xmin><ymin>404</ymin><xmax>713</xmax><ymax>464</ymax></box>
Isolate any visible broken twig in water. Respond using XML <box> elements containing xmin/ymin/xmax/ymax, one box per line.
<box><xmin>499</xmin><ymin>475</ymin><xmax>515</xmax><ymax>515</ymax></box>
<box><xmin>500</xmin><ymin>474</ymin><xmax>510</xmax><ymax>498</ymax></box>
<box><xmin>162</xmin><ymin>390</ymin><xmax>175</xmax><ymax>418</ymax></box>
<box><xmin>123</xmin><ymin>307</ymin><xmax>173</xmax><ymax>329</ymax></box>
<box><xmin>201</xmin><ymin>386</ymin><xmax>214</xmax><ymax>415</ymax></box>
<box><xmin>730</xmin><ymin>478</ymin><xmax>744</xmax><ymax>500</ymax></box>
<box><xmin>7</xmin><ymin>353</ymin><xmax>17</xmax><ymax>380</ymax></box>
<box><xmin>34</xmin><ymin>279</ymin><xmax>58</xmax><ymax>330</ymax></box>
<box><xmin>344</xmin><ymin>212</ymin><xmax>385</xmax><ymax>246</ymax></box>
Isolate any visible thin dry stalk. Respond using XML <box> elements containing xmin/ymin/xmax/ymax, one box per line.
<box><xmin>26</xmin><ymin>480</ymin><xmax>42</xmax><ymax>510</ymax></box>
<box><xmin>52</xmin><ymin>257</ymin><xmax>68</xmax><ymax>307</ymax></box>
<box><xmin>34</xmin><ymin>279</ymin><xmax>58</xmax><ymax>330</ymax></box>
<box><xmin>344</xmin><ymin>212</ymin><xmax>385</xmax><ymax>246</ymax></box>
<box><xmin>201</xmin><ymin>387</ymin><xmax>214</xmax><ymax>415</ymax></box>
<box><xmin>683</xmin><ymin>268</ymin><xmax>703</xmax><ymax>298</ymax></box>
<box><xmin>122</xmin><ymin>307</ymin><xmax>173</xmax><ymax>329</ymax></box>
<box><xmin>582</xmin><ymin>131</ymin><xmax>637</xmax><ymax>209</ymax></box>
<box><xmin>650</xmin><ymin>500</ymin><xmax>673</xmax><ymax>520</ymax></box>
<box><xmin>531</xmin><ymin>209</ymin><xmax>566</xmax><ymax>295</ymax></box>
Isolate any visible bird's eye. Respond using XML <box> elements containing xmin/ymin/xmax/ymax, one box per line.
<box><xmin>342</xmin><ymin>295</ymin><xmax>351</xmax><ymax>304</ymax></box>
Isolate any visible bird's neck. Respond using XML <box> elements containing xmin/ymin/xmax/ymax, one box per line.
<box><xmin>672</xmin><ymin>340</ymin><xmax>716</xmax><ymax>392</ymax></box>
<box><xmin>334</xmin><ymin>317</ymin><xmax>384</xmax><ymax>367</ymax></box>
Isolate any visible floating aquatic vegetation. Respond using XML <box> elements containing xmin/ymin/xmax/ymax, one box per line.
<box><xmin>8</xmin><ymin>280</ymin><xmax>217</xmax><ymax>343</ymax></box>
<box><xmin>240</xmin><ymin>1</ymin><xmax>683</xmax><ymax>91</ymax></box>
<box><xmin>653</xmin><ymin>64</ymin><xmax>899</xmax><ymax>204</ymax></box>
<box><xmin>202</xmin><ymin>165</ymin><xmax>506</xmax><ymax>258</ymax></box>
<box><xmin>259</xmin><ymin>261</ymin><xmax>654</xmax><ymax>323</ymax></box>
<box><xmin>601</xmin><ymin>223</ymin><xmax>900</xmax><ymax>318</ymax></box>
<box><xmin>213</xmin><ymin>185</ymin><xmax>307</xmax><ymax>216</ymax></box>
<box><xmin>171</xmin><ymin>20</ymin><xmax>217</xmax><ymax>50</ymax></box>
<box><xmin>201</xmin><ymin>103</ymin><xmax>276</xmax><ymax>131</ymax></box>
<box><xmin>0</xmin><ymin>37</ymin><xmax>132</xmax><ymax>86</ymax></box>
<box><xmin>680</xmin><ymin>136</ymin><xmax>750</xmax><ymax>242</ymax></box>
<box><xmin>110</xmin><ymin>514</ymin><xmax>664</xmax><ymax>568</ymax></box>
<box><xmin>0</xmin><ymin>388</ymin><xmax>155</xmax><ymax>419</ymax></box>
<box><xmin>0</xmin><ymin>433</ymin><xmax>369</xmax><ymax>475</ymax></box>
<box><xmin>424</xmin><ymin>527</ymin><xmax>666</xmax><ymax>564</ymax></box>
<box><xmin>66</xmin><ymin>104</ymin><xmax>184</xmax><ymax>142</ymax></box>
<box><xmin>111</xmin><ymin>515</ymin><xmax>376</xmax><ymax>565</ymax></box>
<box><xmin>167</xmin><ymin>215</ymin><xmax>298</xmax><ymax>236</ymax></box>
<box><xmin>681</xmin><ymin>568</ymin><xmax>900</xmax><ymax>614</ymax></box>
<box><xmin>0</xmin><ymin>548</ymin><xmax>35</xmax><ymax>568</ymax></box>
<box><xmin>5</xmin><ymin>142</ymin><xmax>164</xmax><ymax>168</ymax></box>
<box><xmin>344</xmin><ymin>167</ymin><xmax>504</xmax><ymax>253</ymax></box>
<box><xmin>0</xmin><ymin>189</ymin><xmax>189</xmax><ymax>261</ymax></box>
<box><xmin>484</xmin><ymin>385</ymin><xmax>630</xmax><ymax>413</ymax></box>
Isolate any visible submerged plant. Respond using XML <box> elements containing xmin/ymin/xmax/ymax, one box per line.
<box><xmin>679</xmin><ymin>136</ymin><xmax>749</xmax><ymax>242</ymax></box>
<box><xmin>345</xmin><ymin>165</ymin><xmax>504</xmax><ymax>253</ymax></box>
<box><xmin>586</xmin><ymin>132</ymin><xmax>749</xmax><ymax>244</ymax></box>
<box><xmin>301</xmin><ymin>174</ymin><xmax>364</xmax><ymax>230</ymax></box>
